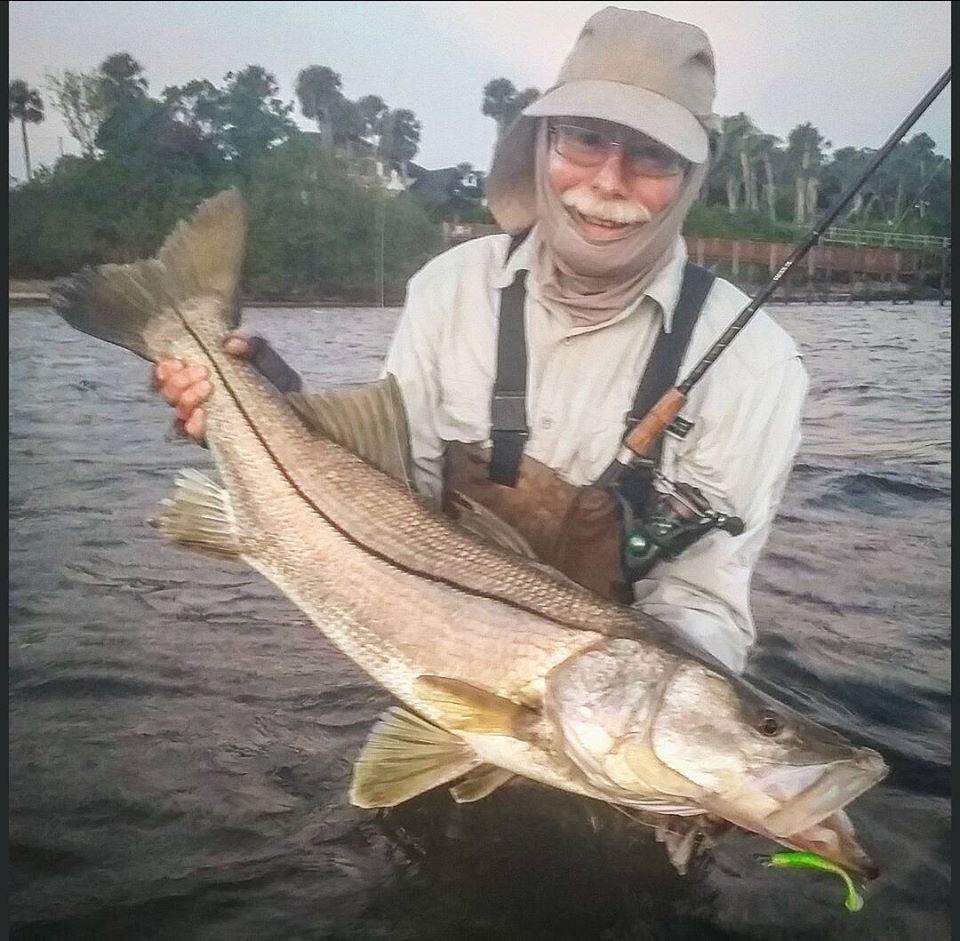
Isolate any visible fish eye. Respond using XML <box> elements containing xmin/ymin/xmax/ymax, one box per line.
<box><xmin>756</xmin><ymin>713</ymin><xmax>783</xmax><ymax>737</ymax></box>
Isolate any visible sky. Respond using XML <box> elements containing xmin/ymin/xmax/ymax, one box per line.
<box><xmin>8</xmin><ymin>1</ymin><xmax>952</xmax><ymax>182</ymax></box>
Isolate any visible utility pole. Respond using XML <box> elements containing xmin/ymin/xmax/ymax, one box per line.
<box><xmin>377</xmin><ymin>195</ymin><xmax>386</xmax><ymax>308</ymax></box>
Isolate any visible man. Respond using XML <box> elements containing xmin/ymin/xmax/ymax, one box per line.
<box><xmin>155</xmin><ymin>7</ymin><xmax>806</xmax><ymax>674</ymax></box>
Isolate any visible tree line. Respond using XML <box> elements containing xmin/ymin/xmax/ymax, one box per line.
<box><xmin>10</xmin><ymin>55</ymin><xmax>442</xmax><ymax>299</ymax></box>
<box><xmin>9</xmin><ymin>63</ymin><xmax>950</xmax><ymax>299</ymax></box>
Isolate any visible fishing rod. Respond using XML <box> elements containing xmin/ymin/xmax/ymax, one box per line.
<box><xmin>597</xmin><ymin>65</ymin><xmax>952</xmax><ymax>491</ymax></box>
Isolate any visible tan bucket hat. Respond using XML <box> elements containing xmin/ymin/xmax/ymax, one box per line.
<box><xmin>486</xmin><ymin>7</ymin><xmax>718</xmax><ymax>232</ymax></box>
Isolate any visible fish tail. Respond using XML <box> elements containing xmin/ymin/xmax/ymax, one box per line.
<box><xmin>50</xmin><ymin>189</ymin><xmax>247</xmax><ymax>363</ymax></box>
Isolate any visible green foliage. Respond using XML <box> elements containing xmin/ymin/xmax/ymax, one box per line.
<box><xmin>683</xmin><ymin>203</ymin><xmax>798</xmax><ymax>242</ymax></box>
<box><xmin>10</xmin><ymin>64</ymin><xmax>440</xmax><ymax>301</ymax></box>
<box><xmin>44</xmin><ymin>69</ymin><xmax>105</xmax><ymax>154</ymax></box>
<box><xmin>243</xmin><ymin>137</ymin><xmax>439</xmax><ymax>299</ymax></box>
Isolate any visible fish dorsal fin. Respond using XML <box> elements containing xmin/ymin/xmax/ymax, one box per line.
<box><xmin>151</xmin><ymin>468</ymin><xmax>241</xmax><ymax>559</ymax></box>
<box><xmin>449</xmin><ymin>765</ymin><xmax>515</xmax><ymax>803</ymax></box>
<box><xmin>349</xmin><ymin>706</ymin><xmax>480</xmax><ymax>809</ymax></box>
<box><xmin>285</xmin><ymin>374</ymin><xmax>412</xmax><ymax>486</ymax></box>
<box><xmin>414</xmin><ymin>676</ymin><xmax>535</xmax><ymax>736</ymax></box>
<box><xmin>50</xmin><ymin>190</ymin><xmax>245</xmax><ymax>363</ymax></box>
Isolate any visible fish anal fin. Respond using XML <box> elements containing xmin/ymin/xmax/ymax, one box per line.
<box><xmin>414</xmin><ymin>676</ymin><xmax>535</xmax><ymax>736</ymax></box>
<box><xmin>450</xmin><ymin>765</ymin><xmax>515</xmax><ymax>803</ymax></box>
<box><xmin>350</xmin><ymin>706</ymin><xmax>480</xmax><ymax>809</ymax></box>
<box><xmin>151</xmin><ymin>468</ymin><xmax>241</xmax><ymax>559</ymax></box>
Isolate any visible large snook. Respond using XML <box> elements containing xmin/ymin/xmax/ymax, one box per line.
<box><xmin>52</xmin><ymin>191</ymin><xmax>887</xmax><ymax>878</ymax></box>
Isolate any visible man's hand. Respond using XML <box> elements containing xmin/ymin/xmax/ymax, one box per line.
<box><xmin>153</xmin><ymin>333</ymin><xmax>251</xmax><ymax>444</ymax></box>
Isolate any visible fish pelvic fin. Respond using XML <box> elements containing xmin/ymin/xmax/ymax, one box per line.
<box><xmin>414</xmin><ymin>676</ymin><xmax>536</xmax><ymax>736</ymax></box>
<box><xmin>285</xmin><ymin>374</ymin><xmax>413</xmax><ymax>487</ymax></box>
<box><xmin>151</xmin><ymin>468</ymin><xmax>241</xmax><ymax>559</ymax></box>
<box><xmin>449</xmin><ymin>765</ymin><xmax>515</xmax><ymax>803</ymax></box>
<box><xmin>350</xmin><ymin>706</ymin><xmax>481</xmax><ymax>809</ymax></box>
<box><xmin>50</xmin><ymin>189</ymin><xmax>246</xmax><ymax>363</ymax></box>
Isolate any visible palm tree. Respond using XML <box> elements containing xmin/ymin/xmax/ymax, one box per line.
<box><xmin>356</xmin><ymin>94</ymin><xmax>388</xmax><ymax>142</ymax></box>
<box><xmin>378</xmin><ymin>107</ymin><xmax>421</xmax><ymax>182</ymax></box>
<box><xmin>481</xmin><ymin>78</ymin><xmax>540</xmax><ymax>145</ymax></box>
<box><xmin>754</xmin><ymin>133</ymin><xmax>782</xmax><ymax>222</ymax></box>
<box><xmin>823</xmin><ymin>146</ymin><xmax>871</xmax><ymax>220</ymax></box>
<box><xmin>715</xmin><ymin>113</ymin><xmax>756</xmax><ymax>213</ymax></box>
<box><xmin>97</xmin><ymin>53</ymin><xmax>148</xmax><ymax>107</ymax></box>
<box><xmin>295</xmin><ymin>65</ymin><xmax>343</xmax><ymax>152</ymax></box>
<box><xmin>9</xmin><ymin>80</ymin><xmax>44</xmax><ymax>182</ymax></box>
<box><xmin>787</xmin><ymin>123</ymin><xmax>829</xmax><ymax>224</ymax></box>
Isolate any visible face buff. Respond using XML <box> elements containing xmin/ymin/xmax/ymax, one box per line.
<box><xmin>528</xmin><ymin>120</ymin><xmax>709</xmax><ymax>328</ymax></box>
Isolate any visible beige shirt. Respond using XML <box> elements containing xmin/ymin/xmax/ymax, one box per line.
<box><xmin>384</xmin><ymin>233</ymin><xmax>807</xmax><ymax>673</ymax></box>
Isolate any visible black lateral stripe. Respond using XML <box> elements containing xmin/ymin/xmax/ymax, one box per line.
<box><xmin>172</xmin><ymin>304</ymin><xmax>617</xmax><ymax>633</ymax></box>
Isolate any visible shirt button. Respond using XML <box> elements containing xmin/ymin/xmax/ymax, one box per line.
<box><xmin>541</xmin><ymin>416</ymin><xmax>554</xmax><ymax>429</ymax></box>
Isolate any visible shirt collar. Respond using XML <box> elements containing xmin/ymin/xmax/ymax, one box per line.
<box><xmin>493</xmin><ymin>232</ymin><xmax>689</xmax><ymax>334</ymax></box>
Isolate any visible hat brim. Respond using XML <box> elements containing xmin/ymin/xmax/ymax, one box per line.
<box><xmin>522</xmin><ymin>79</ymin><xmax>709</xmax><ymax>164</ymax></box>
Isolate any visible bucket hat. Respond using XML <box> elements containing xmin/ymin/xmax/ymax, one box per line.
<box><xmin>486</xmin><ymin>7</ymin><xmax>718</xmax><ymax>232</ymax></box>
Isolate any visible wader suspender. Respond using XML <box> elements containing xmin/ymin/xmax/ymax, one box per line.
<box><xmin>488</xmin><ymin>257</ymin><xmax>715</xmax><ymax>493</ymax></box>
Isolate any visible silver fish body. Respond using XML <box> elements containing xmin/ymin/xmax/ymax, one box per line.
<box><xmin>52</xmin><ymin>190</ymin><xmax>887</xmax><ymax>878</ymax></box>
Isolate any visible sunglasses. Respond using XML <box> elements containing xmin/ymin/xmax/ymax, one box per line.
<box><xmin>549</xmin><ymin>123</ymin><xmax>688</xmax><ymax>178</ymax></box>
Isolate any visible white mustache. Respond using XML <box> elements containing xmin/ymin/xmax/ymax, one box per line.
<box><xmin>560</xmin><ymin>188</ymin><xmax>652</xmax><ymax>226</ymax></box>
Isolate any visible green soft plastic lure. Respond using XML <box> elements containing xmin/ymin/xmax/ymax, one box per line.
<box><xmin>759</xmin><ymin>851</ymin><xmax>865</xmax><ymax>912</ymax></box>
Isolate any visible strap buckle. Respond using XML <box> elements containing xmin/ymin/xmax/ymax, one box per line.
<box><xmin>491</xmin><ymin>393</ymin><xmax>528</xmax><ymax>433</ymax></box>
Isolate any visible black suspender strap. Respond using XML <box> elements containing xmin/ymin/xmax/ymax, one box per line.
<box><xmin>627</xmin><ymin>262</ymin><xmax>715</xmax><ymax>431</ymax></box>
<box><xmin>488</xmin><ymin>268</ymin><xmax>529</xmax><ymax>485</ymax></box>
<box><xmin>613</xmin><ymin>262</ymin><xmax>714</xmax><ymax>516</ymax></box>
<box><xmin>488</xmin><ymin>259</ymin><xmax>714</xmax><ymax>490</ymax></box>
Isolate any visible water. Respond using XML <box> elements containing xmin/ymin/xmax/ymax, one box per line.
<box><xmin>9</xmin><ymin>301</ymin><xmax>950</xmax><ymax>940</ymax></box>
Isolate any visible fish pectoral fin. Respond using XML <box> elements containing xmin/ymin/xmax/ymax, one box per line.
<box><xmin>151</xmin><ymin>468</ymin><xmax>241</xmax><ymax>559</ymax></box>
<box><xmin>414</xmin><ymin>676</ymin><xmax>535</xmax><ymax>736</ymax></box>
<box><xmin>446</xmin><ymin>491</ymin><xmax>540</xmax><ymax>560</ymax></box>
<box><xmin>349</xmin><ymin>706</ymin><xmax>481</xmax><ymax>809</ymax></box>
<box><xmin>449</xmin><ymin>765</ymin><xmax>515</xmax><ymax>803</ymax></box>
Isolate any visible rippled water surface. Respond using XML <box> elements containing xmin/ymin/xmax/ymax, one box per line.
<box><xmin>9</xmin><ymin>301</ymin><xmax>950</xmax><ymax>940</ymax></box>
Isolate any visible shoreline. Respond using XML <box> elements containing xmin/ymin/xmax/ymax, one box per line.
<box><xmin>9</xmin><ymin>279</ymin><xmax>949</xmax><ymax>309</ymax></box>
<box><xmin>9</xmin><ymin>291</ymin><xmax>406</xmax><ymax>309</ymax></box>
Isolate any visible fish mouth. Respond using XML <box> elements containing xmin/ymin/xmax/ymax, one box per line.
<box><xmin>778</xmin><ymin>809</ymin><xmax>880</xmax><ymax>879</ymax></box>
<box><xmin>702</xmin><ymin>748</ymin><xmax>887</xmax><ymax>877</ymax></box>
<box><xmin>761</xmin><ymin>748</ymin><xmax>887</xmax><ymax>839</ymax></box>
<box><xmin>756</xmin><ymin>748</ymin><xmax>887</xmax><ymax>878</ymax></box>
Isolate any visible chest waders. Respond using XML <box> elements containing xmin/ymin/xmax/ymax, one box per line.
<box><xmin>442</xmin><ymin>237</ymin><xmax>743</xmax><ymax>603</ymax></box>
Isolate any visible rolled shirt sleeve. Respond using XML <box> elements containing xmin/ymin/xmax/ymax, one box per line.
<box><xmin>632</xmin><ymin>355</ymin><xmax>808</xmax><ymax>673</ymax></box>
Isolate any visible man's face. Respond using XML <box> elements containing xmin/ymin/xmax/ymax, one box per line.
<box><xmin>547</xmin><ymin>117</ymin><xmax>688</xmax><ymax>242</ymax></box>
